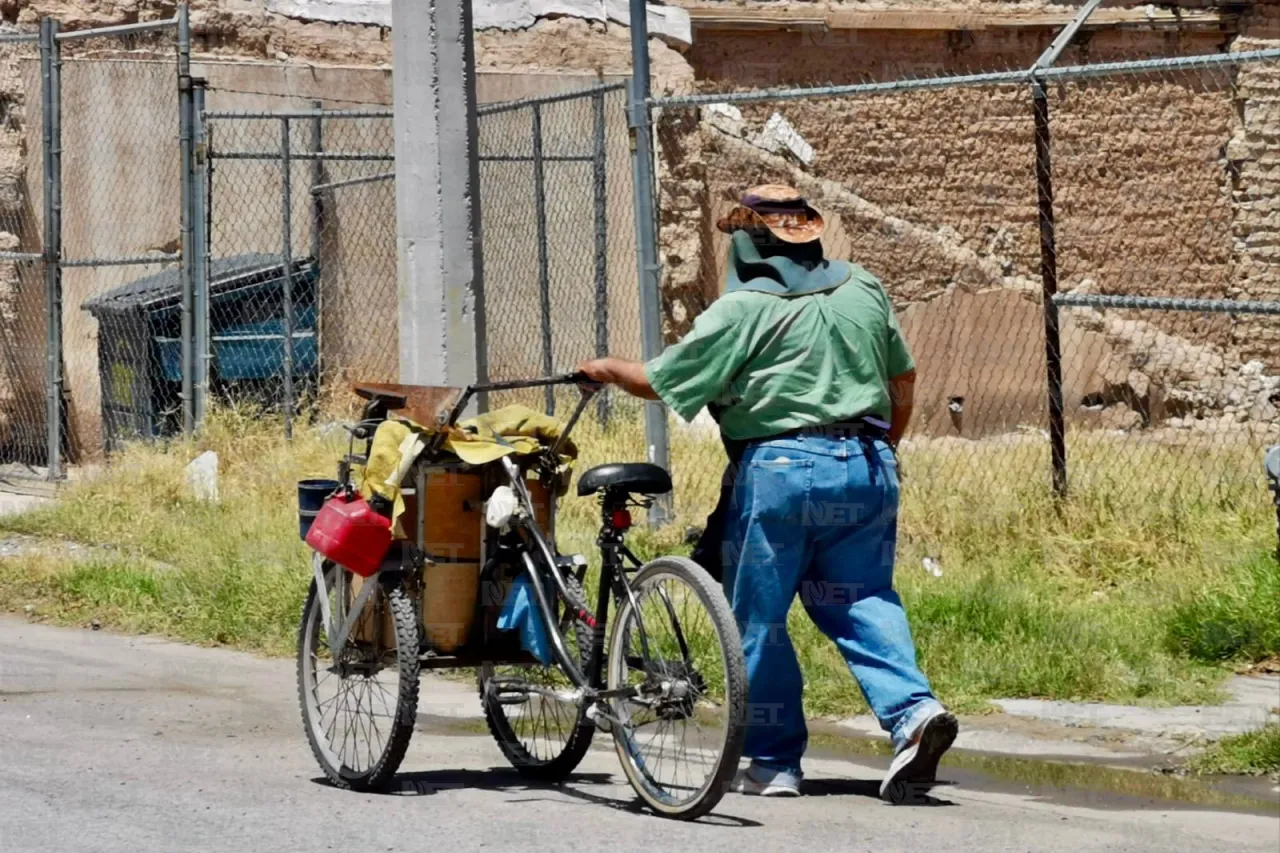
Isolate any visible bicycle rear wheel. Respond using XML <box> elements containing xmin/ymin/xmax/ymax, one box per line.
<box><xmin>480</xmin><ymin>573</ymin><xmax>594</xmax><ymax>781</ymax></box>
<box><xmin>606</xmin><ymin>556</ymin><xmax>746</xmax><ymax>820</ymax></box>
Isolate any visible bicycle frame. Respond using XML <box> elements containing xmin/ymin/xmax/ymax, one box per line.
<box><xmin>444</xmin><ymin>376</ymin><xmax>650</xmax><ymax>709</ymax></box>
<box><xmin>320</xmin><ymin>373</ymin><xmax>657</xmax><ymax>711</ymax></box>
<box><xmin>435</xmin><ymin>376</ymin><xmax>663</xmax><ymax>713</ymax></box>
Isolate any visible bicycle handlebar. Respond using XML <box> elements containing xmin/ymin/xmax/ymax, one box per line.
<box><xmin>463</xmin><ymin>372</ymin><xmax>592</xmax><ymax>394</ymax></box>
<box><xmin>428</xmin><ymin>373</ymin><xmax>600</xmax><ymax>454</ymax></box>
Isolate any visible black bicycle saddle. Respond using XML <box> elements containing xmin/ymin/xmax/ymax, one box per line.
<box><xmin>577</xmin><ymin>463</ymin><xmax>673</xmax><ymax>497</ymax></box>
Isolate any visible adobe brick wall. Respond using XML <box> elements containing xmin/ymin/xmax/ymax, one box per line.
<box><xmin>660</xmin><ymin>15</ymin><xmax>1280</xmax><ymax>435</ymax></box>
<box><xmin>677</xmin><ymin>25</ymin><xmax>1239</xmax><ymax>307</ymax></box>
<box><xmin>1229</xmin><ymin>3</ymin><xmax>1280</xmax><ymax>365</ymax></box>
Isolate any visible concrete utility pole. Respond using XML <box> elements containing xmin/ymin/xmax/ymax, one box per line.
<box><xmin>392</xmin><ymin>0</ymin><xmax>486</xmax><ymax>391</ymax></box>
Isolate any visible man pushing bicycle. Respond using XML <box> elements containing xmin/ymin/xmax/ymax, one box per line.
<box><xmin>578</xmin><ymin>184</ymin><xmax>957</xmax><ymax>801</ymax></box>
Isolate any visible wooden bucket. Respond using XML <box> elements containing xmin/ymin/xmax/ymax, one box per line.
<box><xmin>402</xmin><ymin>464</ymin><xmax>557</xmax><ymax>653</ymax></box>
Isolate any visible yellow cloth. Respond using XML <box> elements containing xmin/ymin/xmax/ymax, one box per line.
<box><xmin>453</xmin><ymin>404</ymin><xmax>577</xmax><ymax>465</ymax></box>
<box><xmin>355</xmin><ymin>404</ymin><xmax>578</xmax><ymax>533</ymax></box>
<box><xmin>359</xmin><ymin>419</ymin><xmax>417</xmax><ymax>537</ymax></box>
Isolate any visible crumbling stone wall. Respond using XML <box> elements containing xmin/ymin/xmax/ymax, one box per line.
<box><xmin>1229</xmin><ymin>3</ymin><xmax>1280</xmax><ymax>365</ymax></box>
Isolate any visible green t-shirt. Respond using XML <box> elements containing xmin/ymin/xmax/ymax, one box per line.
<box><xmin>644</xmin><ymin>276</ymin><xmax>914</xmax><ymax>441</ymax></box>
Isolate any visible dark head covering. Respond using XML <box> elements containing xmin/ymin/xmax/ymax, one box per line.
<box><xmin>724</xmin><ymin>230</ymin><xmax>851</xmax><ymax>297</ymax></box>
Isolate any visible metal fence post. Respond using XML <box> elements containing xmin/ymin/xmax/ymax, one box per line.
<box><xmin>310</xmin><ymin>102</ymin><xmax>325</xmax><ymax>259</ymax></box>
<box><xmin>39</xmin><ymin>18</ymin><xmax>62</xmax><ymax>480</ymax></box>
<box><xmin>531</xmin><ymin>103</ymin><xmax>554</xmax><ymax>415</ymax></box>
<box><xmin>1033</xmin><ymin>80</ymin><xmax>1067</xmax><ymax>501</ymax></box>
<box><xmin>628</xmin><ymin>0</ymin><xmax>671</xmax><ymax>525</ymax></box>
<box><xmin>309</xmin><ymin>102</ymin><xmax>325</xmax><ymax>381</ymax></box>
<box><xmin>592</xmin><ymin>90</ymin><xmax>610</xmax><ymax>428</ymax></box>
<box><xmin>1026</xmin><ymin>1</ymin><xmax>1100</xmax><ymax>501</ymax></box>
<box><xmin>280</xmin><ymin>118</ymin><xmax>295</xmax><ymax>440</ymax></box>
<box><xmin>192</xmin><ymin>77</ymin><xmax>209</xmax><ymax>428</ymax></box>
<box><xmin>177</xmin><ymin>1</ymin><xmax>195</xmax><ymax>435</ymax></box>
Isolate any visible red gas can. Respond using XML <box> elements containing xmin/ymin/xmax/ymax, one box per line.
<box><xmin>304</xmin><ymin>493</ymin><xmax>393</xmax><ymax>577</ymax></box>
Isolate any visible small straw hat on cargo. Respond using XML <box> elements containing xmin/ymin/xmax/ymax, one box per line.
<box><xmin>716</xmin><ymin>184</ymin><xmax>826</xmax><ymax>244</ymax></box>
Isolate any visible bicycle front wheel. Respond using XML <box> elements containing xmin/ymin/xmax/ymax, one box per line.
<box><xmin>297</xmin><ymin>557</ymin><xmax>421</xmax><ymax>791</ymax></box>
<box><xmin>606</xmin><ymin>556</ymin><xmax>746</xmax><ymax>820</ymax></box>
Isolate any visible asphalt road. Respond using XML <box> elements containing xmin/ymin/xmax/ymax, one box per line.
<box><xmin>2</xmin><ymin>616</ymin><xmax>1276</xmax><ymax>853</ymax></box>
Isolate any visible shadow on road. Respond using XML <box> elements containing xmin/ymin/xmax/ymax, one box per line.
<box><xmin>311</xmin><ymin>767</ymin><xmax>765</xmax><ymax>826</ymax></box>
<box><xmin>310</xmin><ymin>766</ymin><xmax>611</xmax><ymax>797</ymax></box>
<box><xmin>802</xmin><ymin>777</ymin><xmax>956</xmax><ymax>807</ymax></box>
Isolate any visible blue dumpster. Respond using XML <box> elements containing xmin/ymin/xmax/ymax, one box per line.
<box><xmin>82</xmin><ymin>254</ymin><xmax>319</xmax><ymax>452</ymax></box>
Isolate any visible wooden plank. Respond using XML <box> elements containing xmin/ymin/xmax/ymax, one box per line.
<box><xmin>350</xmin><ymin>381</ymin><xmax>463</xmax><ymax>427</ymax></box>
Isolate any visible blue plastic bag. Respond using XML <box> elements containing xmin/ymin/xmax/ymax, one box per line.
<box><xmin>497</xmin><ymin>574</ymin><xmax>553</xmax><ymax>666</ymax></box>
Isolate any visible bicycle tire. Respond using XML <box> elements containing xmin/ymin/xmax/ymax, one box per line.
<box><xmin>297</xmin><ymin>560</ymin><xmax>421</xmax><ymax>792</ymax></box>
<box><xmin>607</xmin><ymin>556</ymin><xmax>746</xmax><ymax>820</ymax></box>
<box><xmin>479</xmin><ymin>572</ymin><xmax>595</xmax><ymax>781</ymax></box>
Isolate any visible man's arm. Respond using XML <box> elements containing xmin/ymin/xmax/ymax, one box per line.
<box><xmin>577</xmin><ymin>357</ymin><xmax>660</xmax><ymax>401</ymax></box>
<box><xmin>887</xmin><ymin>369</ymin><xmax>915</xmax><ymax>448</ymax></box>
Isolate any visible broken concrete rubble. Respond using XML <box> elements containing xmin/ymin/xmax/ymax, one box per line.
<box><xmin>750</xmin><ymin>113</ymin><xmax>814</xmax><ymax>166</ymax></box>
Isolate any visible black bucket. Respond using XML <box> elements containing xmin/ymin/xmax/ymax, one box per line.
<box><xmin>298</xmin><ymin>479</ymin><xmax>341</xmax><ymax>541</ymax></box>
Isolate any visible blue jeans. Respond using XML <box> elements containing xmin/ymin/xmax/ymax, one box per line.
<box><xmin>721</xmin><ymin>434</ymin><xmax>941</xmax><ymax>773</ymax></box>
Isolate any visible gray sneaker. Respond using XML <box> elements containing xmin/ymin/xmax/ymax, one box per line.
<box><xmin>730</xmin><ymin>762</ymin><xmax>803</xmax><ymax>797</ymax></box>
<box><xmin>880</xmin><ymin>709</ymin><xmax>958</xmax><ymax>804</ymax></box>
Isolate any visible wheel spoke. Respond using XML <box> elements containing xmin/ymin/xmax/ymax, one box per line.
<box><xmin>480</xmin><ymin>579</ymin><xmax>591</xmax><ymax>774</ymax></box>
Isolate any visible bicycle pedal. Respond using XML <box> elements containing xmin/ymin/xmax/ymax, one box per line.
<box><xmin>585</xmin><ymin>703</ymin><xmax>614</xmax><ymax>733</ymax></box>
<box><xmin>487</xmin><ymin>678</ymin><xmax>531</xmax><ymax>705</ymax></box>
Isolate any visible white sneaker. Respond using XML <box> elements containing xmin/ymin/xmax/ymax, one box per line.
<box><xmin>880</xmin><ymin>709</ymin><xmax>958</xmax><ymax>804</ymax></box>
<box><xmin>730</xmin><ymin>762</ymin><xmax>802</xmax><ymax>797</ymax></box>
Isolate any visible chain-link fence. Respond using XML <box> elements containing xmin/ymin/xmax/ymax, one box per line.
<box><xmin>0</xmin><ymin>33</ymin><xmax>45</xmax><ymax>477</ymax></box>
<box><xmin>0</xmin><ymin>13</ymin><xmax>189</xmax><ymax>481</ymax></box>
<box><xmin>204</xmin><ymin>106</ymin><xmax>396</xmax><ymax>437</ymax></box>
<box><xmin>643</xmin><ymin>19</ymin><xmax>1280</xmax><ymax>528</ymax></box>
<box><xmin>475</xmin><ymin>84</ymin><xmax>646</xmax><ymax>501</ymax></box>
<box><xmin>6</xmin><ymin>2</ymin><xmax>1278</xmax><ymax>544</ymax></box>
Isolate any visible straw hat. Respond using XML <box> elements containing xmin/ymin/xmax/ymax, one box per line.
<box><xmin>716</xmin><ymin>184</ymin><xmax>826</xmax><ymax>244</ymax></box>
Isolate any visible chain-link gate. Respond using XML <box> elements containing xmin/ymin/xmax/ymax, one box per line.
<box><xmin>475</xmin><ymin>84</ymin><xmax>646</xmax><ymax>488</ymax></box>
<box><xmin>0</xmin><ymin>12</ymin><xmax>191</xmax><ymax>482</ymax></box>
<box><xmin>201</xmin><ymin>84</ymin><xmax>646</xmax><ymax>491</ymax></box>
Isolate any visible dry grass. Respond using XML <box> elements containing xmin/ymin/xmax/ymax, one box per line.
<box><xmin>1</xmin><ymin>404</ymin><xmax>1277</xmax><ymax>718</ymax></box>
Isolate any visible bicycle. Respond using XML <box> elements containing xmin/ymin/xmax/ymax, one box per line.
<box><xmin>296</xmin><ymin>374</ymin><xmax>747</xmax><ymax>820</ymax></box>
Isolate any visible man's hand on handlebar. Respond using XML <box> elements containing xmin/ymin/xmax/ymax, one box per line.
<box><xmin>573</xmin><ymin>360</ymin><xmax>609</xmax><ymax>391</ymax></box>
<box><xmin>574</xmin><ymin>357</ymin><xmax>660</xmax><ymax>402</ymax></box>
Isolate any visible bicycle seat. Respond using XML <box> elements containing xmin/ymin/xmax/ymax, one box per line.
<box><xmin>577</xmin><ymin>463</ymin><xmax>672</xmax><ymax>497</ymax></box>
